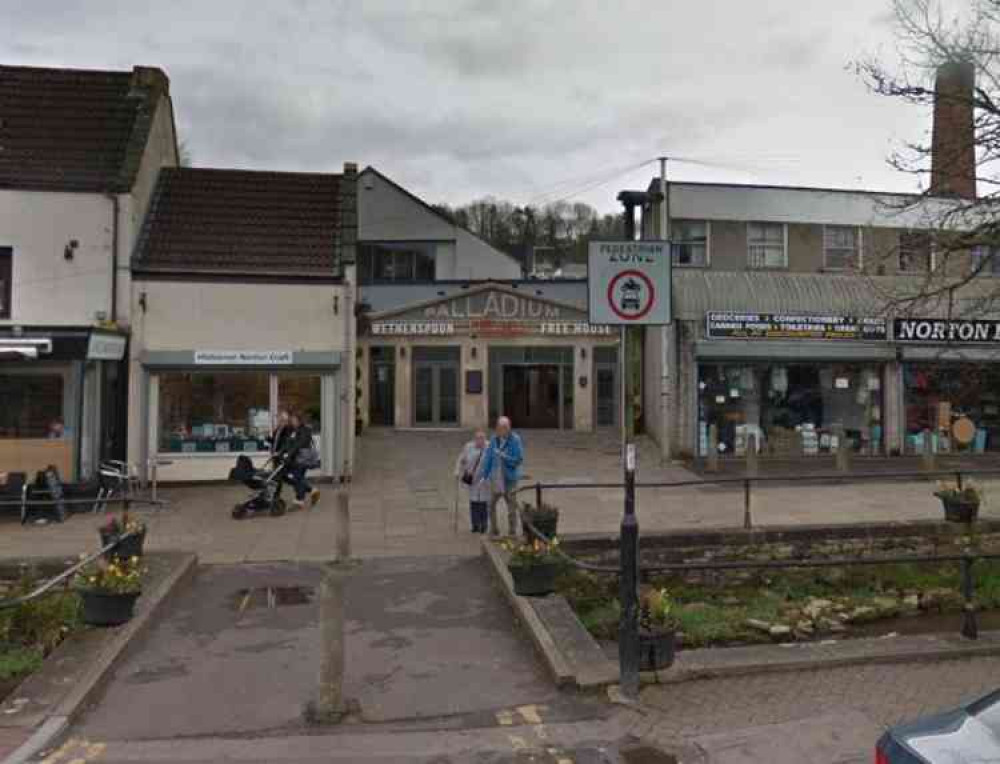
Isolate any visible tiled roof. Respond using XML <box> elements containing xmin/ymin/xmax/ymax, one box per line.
<box><xmin>133</xmin><ymin>167</ymin><xmax>352</xmax><ymax>275</ymax></box>
<box><xmin>0</xmin><ymin>64</ymin><xmax>170</xmax><ymax>192</ymax></box>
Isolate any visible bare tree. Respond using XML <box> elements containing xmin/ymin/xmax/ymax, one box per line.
<box><xmin>859</xmin><ymin>0</ymin><xmax>1000</xmax><ymax>318</ymax></box>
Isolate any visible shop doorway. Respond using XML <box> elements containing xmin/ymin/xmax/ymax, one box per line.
<box><xmin>502</xmin><ymin>365</ymin><xmax>560</xmax><ymax>429</ymax></box>
<box><xmin>413</xmin><ymin>347</ymin><xmax>460</xmax><ymax>427</ymax></box>
<box><xmin>369</xmin><ymin>347</ymin><xmax>395</xmax><ymax>427</ymax></box>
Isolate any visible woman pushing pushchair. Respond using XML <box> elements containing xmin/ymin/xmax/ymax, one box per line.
<box><xmin>278</xmin><ymin>411</ymin><xmax>321</xmax><ymax>509</ymax></box>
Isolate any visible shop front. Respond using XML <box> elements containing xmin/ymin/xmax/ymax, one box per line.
<box><xmin>0</xmin><ymin>327</ymin><xmax>128</xmax><ymax>480</ymax></box>
<box><xmin>692</xmin><ymin>312</ymin><xmax>894</xmax><ymax>459</ymax></box>
<box><xmin>896</xmin><ymin>317</ymin><xmax>1000</xmax><ymax>455</ymax></box>
<box><xmin>139</xmin><ymin>349</ymin><xmax>344</xmax><ymax>481</ymax></box>
<box><xmin>359</xmin><ymin>284</ymin><xmax>618</xmax><ymax>432</ymax></box>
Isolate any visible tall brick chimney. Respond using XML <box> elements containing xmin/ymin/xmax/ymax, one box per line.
<box><xmin>930</xmin><ymin>59</ymin><xmax>976</xmax><ymax>199</ymax></box>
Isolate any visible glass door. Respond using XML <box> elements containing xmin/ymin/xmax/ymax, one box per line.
<box><xmin>412</xmin><ymin>347</ymin><xmax>461</xmax><ymax>427</ymax></box>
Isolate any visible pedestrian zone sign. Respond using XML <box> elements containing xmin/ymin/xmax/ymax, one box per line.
<box><xmin>587</xmin><ymin>241</ymin><xmax>671</xmax><ymax>325</ymax></box>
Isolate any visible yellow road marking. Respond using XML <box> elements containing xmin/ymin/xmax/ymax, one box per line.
<box><xmin>516</xmin><ymin>704</ymin><xmax>543</xmax><ymax>724</ymax></box>
<box><xmin>508</xmin><ymin>735</ymin><xmax>528</xmax><ymax>750</ymax></box>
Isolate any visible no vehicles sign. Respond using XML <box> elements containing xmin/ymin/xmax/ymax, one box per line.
<box><xmin>588</xmin><ymin>241</ymin><xmax>671</xmax><ymax>325</ymax></box>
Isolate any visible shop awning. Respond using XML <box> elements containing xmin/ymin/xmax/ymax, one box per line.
<box><xmin>673</xmin><ymin>270</ymin><xmax>1000</xmax><ymax>322</ymax></box>
<box><xmin>0</xmin><ymin>339</ymin><xmax>52</xmax><ymax>360</ymax></box>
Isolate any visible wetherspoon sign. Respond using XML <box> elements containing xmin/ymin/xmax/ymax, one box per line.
<box><xmin>706</xmin><ymin>312</ymin><xmax>888</xmax><ymax>341</ymax></box>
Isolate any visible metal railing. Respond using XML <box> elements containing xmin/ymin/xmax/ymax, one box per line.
<box><xmin>523</xmin><ymin>467</ymin><xmax>1000</xmax><ymax>531</ymax></box>
<box><xmin>514</xmin><ymin>465</ymin><xmax>1000</xmax><ymax>699</ymax></box>
<box><xmin>0</xmin><ymin>528</ymin><xmax>143</xmax><ymax>611</ymax></box>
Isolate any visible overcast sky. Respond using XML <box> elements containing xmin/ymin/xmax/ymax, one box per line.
<box><xmin>3</xmin><ymin>0</ymin><xmax>967</xmax><ymax>211</ymax></box>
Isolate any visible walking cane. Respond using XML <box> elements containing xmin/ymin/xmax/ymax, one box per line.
<box><xmin>453</xmin><ymin>478</ymin><xmax>460</xmax><ymax>535</ymax></box>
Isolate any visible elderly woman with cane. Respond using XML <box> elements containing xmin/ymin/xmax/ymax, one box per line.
<box><xmin>481</xmin><ymin>416</ymin><xmax>524</xmax><ymax>537</ymax></box>
<box><xmin>454</xmin><ymin>429</ymin><xmax>489</xmax><ymax>533</ymax></box>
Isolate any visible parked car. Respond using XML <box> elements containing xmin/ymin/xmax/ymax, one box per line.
<box><xmin>877</xmin><ymin>688</ymin><xmax>1000</xmax><ymax>762</ymax></box>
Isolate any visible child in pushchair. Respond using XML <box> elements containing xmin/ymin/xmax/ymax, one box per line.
<box><xmin>228</xmin><ymin>454</ymin><xmax>288</xmax><ymax>519</ymax></box>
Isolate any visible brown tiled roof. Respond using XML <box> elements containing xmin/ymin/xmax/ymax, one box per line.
<box><xmin>0</xmin><ymin>64</ymin><xmax>169</xmax><ymax>192</ymax></box>
<box><xmin>133</xmin><ymin>167</ymin><xmax>352</xmax><ymax>276</ymax></box>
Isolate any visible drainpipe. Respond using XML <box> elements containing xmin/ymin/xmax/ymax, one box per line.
<box><xmin>107</xmin><ymin>194</ymin><xmax>120</xmax><ymax>324</ymax></box>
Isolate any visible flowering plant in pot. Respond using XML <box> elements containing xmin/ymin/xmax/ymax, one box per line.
<box><xmin>638</xmin><ymin>588</ymin><xmax>678</xmax><ymax>671</ymax></box>
<box><xmin>934</xmin><ymin>481</ymin><xmax>982</xmax><ymax>523</ymax></box>
<box><xmin>98</xmin><ymin>512</ymin><xmax>147</xmax><ymax>560</ymax></box>
<box><xmin>502</xmin><ymin>538</ymin><xmax>562</xmax><ymax>597</ymax></box>
<box><xmin>74</xmin><ymin>556</ymin><xmax>144</xmax><ymax>626</ymax></box>
<box><xmin>521</xmin><ymin>502</ymin><xmax>560</xmax><ymax>542</ymax></box>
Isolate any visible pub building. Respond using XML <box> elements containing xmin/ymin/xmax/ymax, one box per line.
<box><xmin>357</xmin><ymin>282</ymin><xmax>620</xmax><ymax>431</ymax></box>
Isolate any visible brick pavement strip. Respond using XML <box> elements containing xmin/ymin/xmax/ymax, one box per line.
<box><xmin>641</xmin><ymin>655</ymin><xmax>1000</xmax><ymax>744</ymax></box>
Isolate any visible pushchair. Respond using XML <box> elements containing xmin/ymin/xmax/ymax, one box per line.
<box><xmin>228</xmin><ymin>454</ymin><xmax>288</xmax><ymax>519</ymax></box>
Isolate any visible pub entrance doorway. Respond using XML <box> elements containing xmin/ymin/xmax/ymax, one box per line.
<box><xmin>502</xmin><ymin>365</ymin><xmax>560</xmax><ymax>429</ymax></box>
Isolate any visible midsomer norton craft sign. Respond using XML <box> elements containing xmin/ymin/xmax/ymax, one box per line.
<box><xmin>894</xmin><ymin>317</ymin><xmax>1000</xmax><ymax>343</ymax></box>
<box><xmin>707</xmin><ymin>312</ymin><xmax>888</xmax><ymax>341</ymax></box>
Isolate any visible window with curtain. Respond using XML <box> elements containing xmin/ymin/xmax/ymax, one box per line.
<box><xmin>972</xmin><ymin>246</ymin><xmax>1000</xmax><ymax>275</ymax></box>
<box><xmin>899</xmin><ymin>231</ymin><xmax>933</xmax><ymax>272</ymax></box>
<box><xmin>747</xmin><ymin>222</ymin><xmax>786</xmax><ymax>268</ymax></box>
<box><xmin>824</xmin><ymin>226</ymin><xmax>861</xmax><ymax>270</ymax></box>
<box><xmin>358</xmin><ymin>242</ymin><xmax>438</xmax><ymax>283</ymax></box>
<box><xmin>672</xmin><ymin>220</ymin><xmax>708</xmax><ymax>266</ymax></box>
<box><xmin>0</xmin><ymin>247</ymin><xmax>11</xmax><ymax>319</ymax></box>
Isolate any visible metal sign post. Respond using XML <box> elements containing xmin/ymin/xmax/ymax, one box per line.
<box><xmin>619</xmin><ymin>442</ymin><xmax>639</xmax><ymax>698</ymax></box>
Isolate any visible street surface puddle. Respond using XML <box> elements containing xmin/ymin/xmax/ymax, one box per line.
<box><xmin>232</xmin><ymin>585</ymin><xmax>314</xmax><ymax>612</ymax></box>
<box><xmin>620</xmin><ymin>747</ymin><xmax>678</xmax><ymax>764</ymax></box>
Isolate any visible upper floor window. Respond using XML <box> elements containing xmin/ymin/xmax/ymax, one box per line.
<box><xmin>747</xmin><ymin>222</ymin><xmax>786</xmax><ymax>269</ymax></box>
<box><xmin>672</xmin><ymin>220</ymin><xmax>709</xmax><ymax>266</ymax></box>
<box><xmin>972</xmin><ymin>246</ymin><xmax>1000</xmax><ymax>275</ymax></box>
<box><xmin>0</xmin><ymin>248</ymin><xmax>10</xmax><ymax>319</ymax></box>
<box><xmin>899</xmin><ymin>231</ymin><xmax>933</xmax><ymax>272</ymax></box>
<box><xmin>823</xmin><ymin>226</ymin><xmax>861</xmax><ymax>270</ymax></box>
<box><xmin>358</xmin><ymin>242</ymin><xmax>436</xmax><ymax>284</ymax></box>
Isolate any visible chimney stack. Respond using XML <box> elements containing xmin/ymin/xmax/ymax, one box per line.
<box><xmin>930</xmin><ymin>59</ymin><xmax>976</xmax><ymax>199</ymax></box>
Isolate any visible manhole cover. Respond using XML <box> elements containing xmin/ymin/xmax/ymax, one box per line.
<box><xmin>232</xmin><ymin>585</ymin><xmax>314</xmax><ymax>612</ymax></box>
<box><xmin>620</xmin><ymin>747</ymin><xmax>678</xmax><ymax>764</ymax></box>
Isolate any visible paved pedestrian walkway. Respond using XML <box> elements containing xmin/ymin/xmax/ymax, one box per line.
<box><xmin>1</xmin><ymin>429</ymin><xmax>996</xmax><ymax>564</ymax></box>
<box><xmin>72</xmin><ymin>558</ymin><xmax>608</xmax><ymax>741</ymax></box>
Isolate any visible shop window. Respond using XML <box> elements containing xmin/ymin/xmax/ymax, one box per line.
<box><xmin>972</xmin><ymin>246</ymin><xmax>1000</xmax><ymax>275</ymax></box>
<box><xmin>158</xmin><ymin>372</ymin><xmax>270</xmax><ymax>453</ymax></box>
<box><xmin>358</xmin><ymin>242</ymin><xmax>437</xmax><ymax>284</ymax></box>
<box><xmin>0</xmin><ymin>374</ymin><xmax>64</xmax><ymax>438</ymax></box>
<box><xmin>277</xmin><ymin>375</ymin><xmax>322</xmax><ymax>433</ymax></box>
<box><xmin>0</xmin><ymin>247</ymin><xmax>11</xmax><ymax>319</ymax></box>
<box><xmin>747</xmin><ymin>223</ymin><xmax>786</xmax><ymax>269</ymax></box>
<box><xmin>824</xmin><ymin>226</ymin><xmax>861</xmax><ymax>270</ymax></box>
<box><xmin>698</xmin><ymin>363</ymin><xmax>884</xmax><ymax>458</ymax></box>
<box><xmin>899</xmin><ymin>231</ymin><xmax>933</xmax><ymax>272</ymax></box>
<box><xmin>903</xmin><ymin>364</ymin><xmax>1000</xmax><ymax>453</ymax></box>
<box><xmin>672</xmin><ymin>220</ymin><xmax>709</xmax><ymax>267</ymax></box>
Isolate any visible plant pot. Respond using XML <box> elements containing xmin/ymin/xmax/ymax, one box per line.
<box><xmin>508</xmin><ymin>561</ymin><xmax>559</xmax><ymax>597</ymax></box>
<box><xmin>521</xmin><ymin>511</ymin><xmax>559</xmax><ymax>542</ymax></box>
<box><xmin>941</xmin><ymin>498</ymin><xmax>980</xmax><ymax>523</ymax></box>
<box><xmin>639</xmin><ymin>628</ymin><xmax>676</xmax><ymax>671</ymax></box>
<box><xmin>99</xmin><ymin>528</ymin><xmax>146</xmax><ymax>560</ymax></box>
<box><xmin>80</xmin><ymin>590</ymin><xmax>140</xmax><ymax>627</ymax></box>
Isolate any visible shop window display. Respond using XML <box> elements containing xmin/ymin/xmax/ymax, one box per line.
<box><xmin>698</xmin><ymin>363</ymin><xmax>884</xmax><ymax>458</ymax></box>
<box><xmin>904</xmin><ymin>364</ymin><xmax>1000</xmax><ymax>453</ymax></box>
<box><xmin>0</xmin><ymin>374</ymin><xmax>64</xmax><ymax>438</ymax></box>
<box><xmin>277</xmin><ymin>375</ymin><xmax>322</xmax><ymax>432</ymax></box>
<box><xmin>159</xmin><ymin>373</ymin><xmax>270</xmax><ymax>453</ymax></box>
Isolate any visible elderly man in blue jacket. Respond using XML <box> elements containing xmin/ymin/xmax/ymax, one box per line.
<box><xmin>480</xmin><ymin>416</ymin><xmax>524</xmax><ymax>537</ymax></box>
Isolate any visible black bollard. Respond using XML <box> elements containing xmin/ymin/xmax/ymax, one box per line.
<box><xmin>961</xmin><ymin>555</ymin><xmax>979</xmax><ymax>640</ymax></box>
<box><xmin>618</xmin><ymin>444</ymin><xmax>640</xmax><ymax>699</ymax></box>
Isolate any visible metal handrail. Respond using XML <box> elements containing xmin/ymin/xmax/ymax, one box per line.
<box><xmin>0</xmin><ymin>530</ymin><xmax>142</xmax><ymax>611</ymax></box>
<box><xmin>0</xmin><ymin>496</ymin><xmax>166</xmax><ymax>509</ymax></box>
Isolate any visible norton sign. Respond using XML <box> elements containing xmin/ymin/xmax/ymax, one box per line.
<box><xmin>894</xmin><ymin>318</ymin><xmax>1000</xmax><ymax>343</ymax></box>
